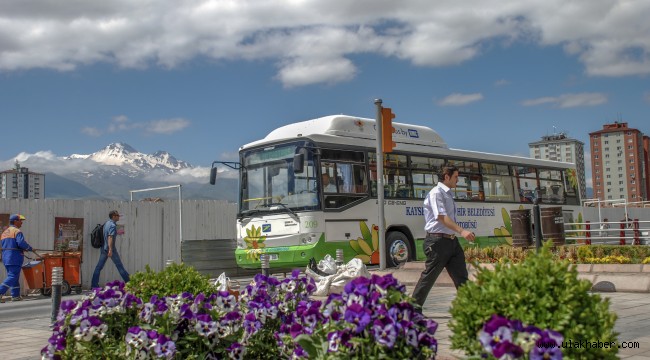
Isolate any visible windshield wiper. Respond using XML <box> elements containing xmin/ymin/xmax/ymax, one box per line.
<box><xmin>237</xmin><ymin>209</ymin><xmax>264</xmax><ymax>220</ymax></box>
<box><xmin>262</xmin><ymin>202</ymin><xmax>299</xmax><ymax>221</ymax></box>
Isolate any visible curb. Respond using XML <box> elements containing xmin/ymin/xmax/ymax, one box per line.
<box><xmin>370</xmin><ymin>262</ymin><xmax>650</xmax><ymax>293</ymax></box>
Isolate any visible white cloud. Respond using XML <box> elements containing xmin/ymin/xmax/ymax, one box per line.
<box><xmin>108</xmin><ymin>115</ymin><xmax>142</xmax><ymax>133</ymax></box>
<box><xmin>2</xmin><ymin>151</ymin><xmax>103</xmax><ymax>175</ymax></box>
<box><xmin>142</xmin><ymin>167</ymin><xmax>212</xmax><ymax>183</ymax></box>
<box><xmin>1</xmin><ymin>1</ymin><xmax>649</xmax><ymax>87</ymax></box>
<box><xmin>82</xmin><ymin>115</ymin><xmax>190</xmax><ymax>137</ymax></box>
<box><xmin>146</xmin><ymin>118</ymin><xmax>191</xmax><ymax>134</ymax></box>
<box><xmin>437</xmin><ymin>93</ymin><xmax>483</xmax><ymax>106</ymax></box>
<box><xmin>81</xmin><ymin>127</ymin><xmax>102</xmax><ymax>137</ymax></box>
<box><xmin>521</xmin><ymin>92</ymin><xmax>607</xmax><ymax>108</ymax></box>
<box><xmin>218</xmin><ymin>151</ymin><xmax>240</xmax><ymax>162</ymax></box>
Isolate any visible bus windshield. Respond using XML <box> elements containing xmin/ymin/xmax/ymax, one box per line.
<box><xmin>240</xmin><ymin>143</ymin><xmax>319</xmax><ymax>213</ymax></box>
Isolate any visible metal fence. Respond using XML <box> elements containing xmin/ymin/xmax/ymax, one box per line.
<box><xmin>566</xmin><ymin>206</ymin><xmax>650</xmax><ymax>245</ymax></box>
<box><xmin>0</xmin><ymin>198</ymin><xmax>237</xmax><ymax>294</ymax></box>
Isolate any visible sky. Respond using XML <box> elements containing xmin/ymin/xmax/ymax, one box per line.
<box><xmin>1</xmin><ymin>0</ymin><xmax>650</xmax><ymax>187</ymax></box>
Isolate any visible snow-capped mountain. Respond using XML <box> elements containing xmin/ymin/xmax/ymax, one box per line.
<box><xmin>64</xmin><ymin>142</ymin><xmax>192</xmax><ymax>174</ymax></box>
<box><xmin>33</xmin><ymin>143</ymin><xmax>238</xmax><ymax>201</ymax></box>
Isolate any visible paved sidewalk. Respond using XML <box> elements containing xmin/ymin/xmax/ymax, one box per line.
<box><xmin>2</xmin><ymin>287</ymin><xmax>650</xmax><ymax>359</ymax></box>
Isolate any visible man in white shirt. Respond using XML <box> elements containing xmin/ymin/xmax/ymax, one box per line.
<box><xmin>412</xmin><ymin>165</ymin><xmax>476</xmax><ymax>310</ymax></box>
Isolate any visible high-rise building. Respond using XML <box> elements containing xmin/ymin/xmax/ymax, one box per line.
<box><xmin>529</xmin><ymin>133</ymin><xmax>587</xmax><ymax>200</ymax></box>
<box><xmin>589</xmin><ymin>122</ymin><xmax>648</xmax><ymax>202</ymax></box>
<box><xmin>0</xmin><ymin>164</ymin><xmax>45</xmax><ymax>199</ymax></box>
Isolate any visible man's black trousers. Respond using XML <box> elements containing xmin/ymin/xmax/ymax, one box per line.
<box><xmin>411</xmin><ymin>234</ymin><xmax>469</xmax><ymax>308</ymax></box>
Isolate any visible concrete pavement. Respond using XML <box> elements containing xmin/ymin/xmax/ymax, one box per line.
<box><xmin>3</xmin><ymin>274</ymin><xmax>650</xmax><ymax>359</ymax></box>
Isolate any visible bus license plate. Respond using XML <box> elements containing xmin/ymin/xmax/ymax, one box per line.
<box><xmin>268</xmin><ymin>254</ymin><xmax>279</xmax><ymax>261</ymax></box>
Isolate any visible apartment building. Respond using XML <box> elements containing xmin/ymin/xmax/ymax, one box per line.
<box><xmin>529</xmin><ymin>133</ymin><xmax>587</xmax><ymax>200</ymax></box>
<box><xmin>0</xmin><ymin>166</ymin><xmax>45</xmax><ymax>199</ymax></box>
<box><xmin>589</xmin><ymin>122</ymin><xmax>649</xmax><ymax>202</ymax></box>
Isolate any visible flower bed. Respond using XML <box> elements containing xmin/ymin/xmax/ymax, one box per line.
<box><xmin>465</xmin><ymin>244</ymin><xmax>650</xmax><ymax>264</ymax></box>
<box><xmin>42</xmin><ymin>271</ymin><xmax>438</xmax><ymax>359</ymax></box>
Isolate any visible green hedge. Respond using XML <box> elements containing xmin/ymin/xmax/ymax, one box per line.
<box><xmin>465</xmin><ymin>244</ymin><xmax>650</xmax><ymax>264</ymax></box>
<box><xmin>125</xmin><ymin>263</ymin><xmax>218</xmax><ymax>301</ymax></box>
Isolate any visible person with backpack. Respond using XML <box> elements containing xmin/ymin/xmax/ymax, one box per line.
<box><xmin>1</xmin><ymin>214</ymin><xmax>38</xmax><ymax>302</ymax></box>
<box><xmin>91</xmin><ymin>210</ymin><xmax>130</xmax><ymax>288</ymax></box>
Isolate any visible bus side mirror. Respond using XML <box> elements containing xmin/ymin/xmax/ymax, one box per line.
<box><xmin>209</xmin><ymin>167</ymin><xmax>217</xmax><ymax>185</ymax></box>
<box><xmin>293</xmin><ymin>153</ymin><xmax>305</xmax><ymax>173</ymax></box>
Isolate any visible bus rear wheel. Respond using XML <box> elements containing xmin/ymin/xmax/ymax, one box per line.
<box><xmin>386</xmin><ymin>231</ymin><xmax>410</xmax><ymax>268</ymax></box>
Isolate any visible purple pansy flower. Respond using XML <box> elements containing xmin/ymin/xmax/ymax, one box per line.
<box><xmin>344</xmin><ymin>303</ymin><xmax>372</xmax><ymax>334</ymax></box>
<box><xmin>152</xmin><ymin>334</ymin><xmax>176</xmax><ymax>359</ymax></box>
<box><xmin>492</xmin><ymin>340</ymin><xmax>524</xmax><ymax>359</ymax></box>
<box><xmin>372</xmin><ymin>317</ymin><xmax>398</xmax><ymax>348</ymax></box>
<box><xmin>227</xmin><ymin>342</ymin><xmax>246</xmax><ymax>360</ymax></box>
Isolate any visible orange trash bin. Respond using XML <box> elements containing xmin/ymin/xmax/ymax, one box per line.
<box><xmin>22</xmin><ymin>260</ymin><xmax>45</xmax><ymax>289</ymax></box>
<box><xmin>41</xmin><ymin>254</ymin><xmax>63</xmax><ymax>288</ymax></box>
<box><xmin>63</xmin><ymin>252</ymin><xmax>82</xmax><ymax>292</ymax></box>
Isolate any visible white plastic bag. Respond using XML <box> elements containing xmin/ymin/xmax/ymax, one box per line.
<box><xmin>306</xmin><ymin>267</ymin><xmax>336</xmax><ymax>296</ymax></box>
<box><xmin>329</xmin><ymin>258</ymin><xmax>370</xmax><ymax>294</ymax></box>
<box><xmin>214</xmin><ymin>272</ymin><xmax>229</xmax><ymax>292</ymax></box>
<box><xmin>306</xmin><ymin>257</ymin><xmax>370</xmax><ymax>296</ymax></box>
<box><xmin>317</xmin><ymin>254</ymin><xmax>338</xmax><ymax>275</ymax></box>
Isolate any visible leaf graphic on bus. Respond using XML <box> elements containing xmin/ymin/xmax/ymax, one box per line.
<box><xmin>349</xmin><ymin>221</ymin><xmax>380</xmax><ymax>264</ymax></box>
<box><xmin>360</xmin><ymin>221</ymin><xmax>371</xmax><ymax>243</ymax></box>
<box><xmin>245</xmin><ymin>248</ymin><xmax>263</xmax><ymax>261</ymax></box>
<box><xmin>244</xmin><ymin>225</ymin><xmax>267</xmax><ymax>250</ymax></box>
<box><xmin>349</xmin><ymin>239</ymin><xmax>363</xmax><ymax>255</ymax></box>
<box><xmin>494</xmin><ymin>226</ymin><xmax>512</xmax><ymax>245</ymax></box>
<box><xmin>492</xmin><ymin>206</ymin><xmax>525</xmax><ymax>246</ymax></box>
<box><xmin>502</xmin><ymin>208</ymin><xmax>512</xmax><ymax>235</ymax></box>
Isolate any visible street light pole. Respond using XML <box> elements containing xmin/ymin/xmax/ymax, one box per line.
<box><xmin>375</xmin><ymin>99</ymin><xmax>386</xmax><ymax>270</ymax></box>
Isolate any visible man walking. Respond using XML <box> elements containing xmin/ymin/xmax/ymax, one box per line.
<box><xmin>412</xmin><ymin>165</ymin><xmax>476</xmax><ymax>310</ymax></box>
<box><xmin>91</xmin><ymin>210</ymin><xmax>130</xmax><ymax>288</ymax></box>
<box><xmin>1</xmin><ymin>214</ymin><xmax>38</xmax><ymax>302</ymax></box>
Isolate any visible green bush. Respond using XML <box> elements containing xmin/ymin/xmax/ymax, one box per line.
<box><xmin>125</xmin><ymin>263</ymin><xmax>218</xmax><ymax>300</ymax></box>
<box><xmin>449</xmin><ymin>241</ymin><xmax>618</xmax><ymax>359</ymax></box>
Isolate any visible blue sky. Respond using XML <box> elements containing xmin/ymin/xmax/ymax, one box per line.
<box><xmin>1</xmin><ymin>0</ymin><xmax>649</xmax><ymax>187</ymax></box>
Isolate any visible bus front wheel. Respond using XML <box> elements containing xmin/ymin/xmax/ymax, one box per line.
<box><xmin>386</xmin><ymin>231</ymin><xmax>410</xmax><ymax>268</ymax></box>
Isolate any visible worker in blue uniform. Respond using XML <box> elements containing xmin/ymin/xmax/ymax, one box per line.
<box><xmin>1</xmin><ymin>214</ymin><xmax>37</xmax><ymax>302</ymax></box>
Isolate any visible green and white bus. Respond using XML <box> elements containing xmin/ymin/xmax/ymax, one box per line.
<box><xmin>213</xmin><ymin>115</ymin><xmax>582</xmax><ymax>269</ymax></box>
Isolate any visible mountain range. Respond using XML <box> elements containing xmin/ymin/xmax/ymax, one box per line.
<box><xmin>20</xmin><ymin>143</ymin><xmax>238</xmax><ymax>201</ymax></box>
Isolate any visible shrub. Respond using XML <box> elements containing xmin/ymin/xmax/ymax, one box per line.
<box><xmin>125</xmin><ymin>263</ymin><xmax>218</xmax><ymax>301</ymax></box>
<box><xmin>449</xmin><ymin>241</ymin><xmax>618</xmax><ymax>359</ymax></box>
<box><xmin>464</xmin><ymin>246</ymin><xmax>530</xmax><ymax>264</ymax></box>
